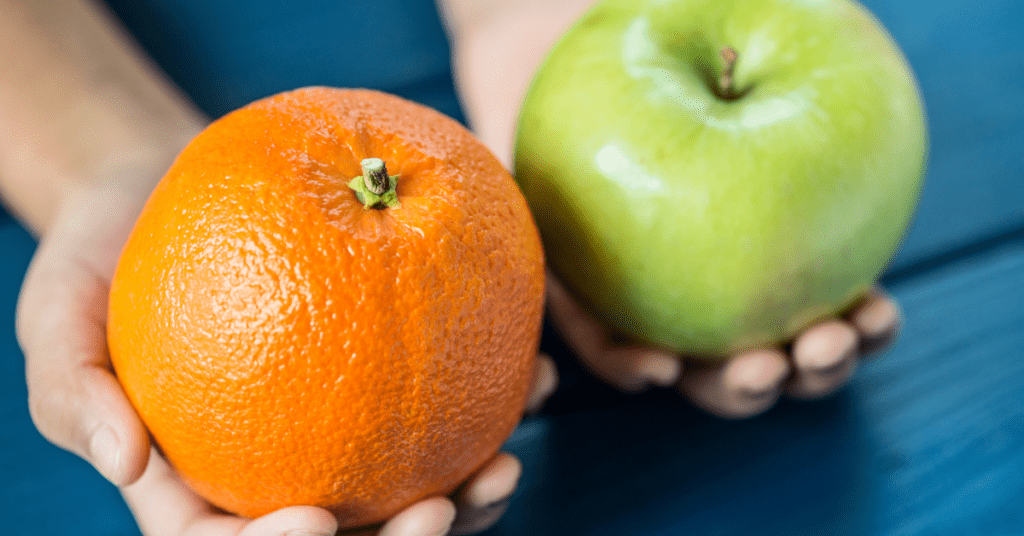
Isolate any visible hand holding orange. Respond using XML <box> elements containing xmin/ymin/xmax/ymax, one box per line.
<box><xmin>107</xmin><ymin>87</ymin><xmax>545</xmax><ymax>529</ymax></box>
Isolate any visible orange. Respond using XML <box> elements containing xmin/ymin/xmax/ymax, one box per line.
<box><xmin>106</xmin><ymin>87</ymin><xmax>545</xmax><ymax>528</ymax></box>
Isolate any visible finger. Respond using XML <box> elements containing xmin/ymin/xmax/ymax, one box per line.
<box><xmin>26</xmin><ymin>364</ymin><xmax>151</xmax><ymax>486</ymax></box>
<box><xmin>847</xmin><ymin>288</ymin><xmax>901</xmax><ymax>355</ymax></box>
<box><xmin>546</xmin><ymin>273</ymin><xmax>680</xmax><ymax>391</ymax></box>
<box><xmin>786</xmin><ymin>320</ymin><xmax>859</xmax><ymax>400</ymax></box>
<box><xmin>450</xmin><ymin>499</ymin><xmax>509</xmax><ymax>536</ymax></box>
<box><xmin>376</xmin><ymin>497</ymin><xmax>456</xmax><ymax>536</ymax></box>
<box><xmin>450</xmin><ymin>452</ymin><xmax>521</xmax><ymax>535</ymax></box>
<box><xmin>18</xmin><ymin>255</ymin><xmax>150</xmax><ymax>486</ymax></box>
<box><xmin>122</xmin><ymin>450</ymin><xmax>339</xmax><ymax>536</ymax></box>
<box><xmin>525</xmin><ymin>353</ymin><xmax>558</xmax><ymax>414</ymax></box>
<box><xmin>595</xmin><ymin>346</ymin><xmax>682</xmax><ymax>392</ymax></box>
<box><xmin>544</xmin><ymin>272</ymin><xmax>607</xmax><ymax>359</ymax></box>
<box><xmin>679</xmin><ymin>349</ymin><xmax>789</xmax><ymax>419</ymax></box>
<box><xmin>237</xmin><ymin>508</ymin><xmax>339</xmax><ymax>536</ymax></box>
<box><xmin>122</xmin><ymin>449</ymin><xmax>241</xmax><ymax>536</ymax></box>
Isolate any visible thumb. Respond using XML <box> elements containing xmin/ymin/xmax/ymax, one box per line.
<box><xmin>17</xmin><ymin>243</ymin><xmax>150</xmax><ymax>486</ymax></box>
<box><xmin>26</xmin><ymin>363</ymin><xmax>151</xmax><ymax>486</ymax></box>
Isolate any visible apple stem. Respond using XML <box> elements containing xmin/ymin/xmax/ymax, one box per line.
<box><xmin>348</xmin><ymin>158</ymin><xmax>401</xmax><ymax>209</ymax></box>
<box><xmin>718</xmin><ymin>46</ymin><xmax>739</xmax><ymax>100</ymax></box>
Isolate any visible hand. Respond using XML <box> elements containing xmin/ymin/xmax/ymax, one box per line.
<box><xmin>453</xmin><ymin>57</ymin><xmax>900</xmax><ymax>420</ymax></box>
<box><xmin>546</xmin><ymin>271</ymin><xmax>901</xmax><ymax>418</ymax></box>
<box><xmin>16</xmin><ymin>179</ymin><xmax>557</xmax><ymax>536</ymax></box>
<box><xmin>443</xmin><ymin>0</ymin><xmax>901</xmax><ymax>419</ymax></box>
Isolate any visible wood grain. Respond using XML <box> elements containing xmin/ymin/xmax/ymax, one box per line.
<box><xmin>491</xmin><ymin>234</ymin><xmax>1024</xmax><ymax>535</ymax></box>
<box><xmin>0</xmin><ymin>0</ymin><xmax>1022</xmax><ymax>534</ymax></box>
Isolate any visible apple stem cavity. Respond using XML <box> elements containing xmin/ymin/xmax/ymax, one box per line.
<box><xmin>348</xmin><ymin>158</ymin><xmax>401</xmax><ymax>209</ymax></box>
<box><xmin>718</xmin><ymin>46</ymin><xmax>740</xmax><ymax>100</ymax></box>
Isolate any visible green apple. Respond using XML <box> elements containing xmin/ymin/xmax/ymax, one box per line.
<box><xmin>514</xmin><ymin>0</ymin><xmax>927</xmax><ymax>358</ymax></box>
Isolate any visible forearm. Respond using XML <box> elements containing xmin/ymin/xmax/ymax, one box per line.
<box><xmin>0</xmin><ymin>0</ymin><xmax>205</xmax><ymax>236</ymax></box>
<box><xmin>437</xmin><ymin>0</ymin><xmax>596</xmax><ymax>166</ymax></box>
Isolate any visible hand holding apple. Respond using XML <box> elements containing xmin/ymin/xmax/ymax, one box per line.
<box><xmin>514</xmin><ymin>0</ymin><xmax>926</xmax><ymax>358</ymax></box>
<box><xmin>446</xmin><ymin>0</ymin><xmax>909</xmax><ymax>417</ymax></box>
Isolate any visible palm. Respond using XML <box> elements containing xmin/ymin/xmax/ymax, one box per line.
<box><xmin>18</xmin><ymin>181</ymin><xmax>536</xmax><ymax>535</ymax></box>
<box><xmin>446</xmin><ymin>0</ymin><xmax>901</xmax><ymax>419</ymax></box>
<box><xmin>546</xmin><ymin>271</ymin><xmax>900</xmax><ymax>418</ymax></box>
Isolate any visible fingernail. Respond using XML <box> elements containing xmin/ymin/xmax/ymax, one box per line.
<box><xmin>729</xmin><ymin>350</ymin><xmax>788</xmax><ymax>396</ymax></box>
<box><xmin>638</xmin><ymin>354</ymin><xmax>681</xmax><ymax>387</ymax></box>
<box><xmin>794</xmin><ymin>323</ymin><xmax>858</xmax><ymax>372</ymax></box>
<box><xmin>466</xmin><ymin>455</ymin><xmax>521</xmax><ymax>508</ymax></box>
<box><xmin>429</xmin><ymin>501</ymin><xmax>457</xmax><ymax>536</ymax></box>
<box><xmin>854</xmin><ymin>297</ymin><xmax>899</xmax><ymax>337</ymax></box>
<box><xmin>89</xmin><ymin>425</ymin><xmax>121</xmax><ymax>484</ymax></box>
<box><xmin>285</xmin><ymin>531</ymin><xmax>332</xmax><ymax>536</ymax></box>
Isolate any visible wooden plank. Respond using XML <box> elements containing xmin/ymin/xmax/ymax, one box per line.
<box><xmin>1</xmin><ymin>0</ymin><xmax>1022</xmax><ymax>533</ymax></box>
<box><xmin>860</xmin><ymin>0</ymin><xmax>1024</xmax><ymax>274</ymax></box>
<box><xmin>488</xmin><ymin>232</ymin><xmax>1024</xmax><ymax>536</ymax></box>
<box><xmin>2</xmin><ymin>217</ymin><xmax>1021</xmax><ymax>534</ymax></box>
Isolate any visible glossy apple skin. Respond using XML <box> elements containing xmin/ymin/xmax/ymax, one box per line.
<box><xmin>514</xmin><ymin>0</ymin><xmax>927</xmax><ymax>358</ymax></box>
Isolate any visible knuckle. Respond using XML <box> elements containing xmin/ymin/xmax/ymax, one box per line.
<box><xmin>26</xmin><ymin>372</ymin><xmax>82</xmax><ymax>448</ymax></box>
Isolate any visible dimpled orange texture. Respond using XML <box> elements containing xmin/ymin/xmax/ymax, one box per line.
<box><xmin>106</xmin><ymin>87</ymin><xmax>545</xmax><ymax>528</ymax></box>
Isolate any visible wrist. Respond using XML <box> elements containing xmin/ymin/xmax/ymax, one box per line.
<box><xmin>444</xmin><ymin>0</ymin><xmax>597</xmax><ymax>165</ymax></box>
<box><xmin>439</xmin><ymin>0</ymin><xmax>594</xmax><ymax>38</ymax></box>
<box><xmin>0</xmin><ymin>0</ymin><xmax>207</xmax><ymax>236</ymax></box>
<box><xmin>2</xmin><ymin>111</ymin><xmax>204</xmax><ymax>237</ymax></box>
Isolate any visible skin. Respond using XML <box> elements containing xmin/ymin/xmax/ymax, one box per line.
<box><xmin>1</xmin><ymin>0</ymin><xmax>898</xmax><ymax>535</ymax></box>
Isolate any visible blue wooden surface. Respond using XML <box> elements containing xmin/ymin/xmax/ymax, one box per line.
<box><xmin>1</xmin><ymin>0</ymin><xmax>1022</xmax><ymax>534</ymax></box>
<box><xmin>492</xmin><ymin>234</ymin><xmax>1024</xmax><ymax>536</ymax></box>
